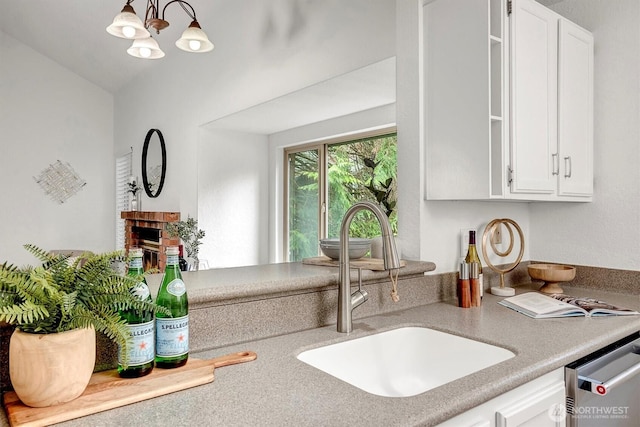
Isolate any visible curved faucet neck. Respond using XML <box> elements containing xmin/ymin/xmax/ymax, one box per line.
<box><xmin>337</xmin><ymin>201</ymin><xmax>400</xmax><ymax>333</ymax></box>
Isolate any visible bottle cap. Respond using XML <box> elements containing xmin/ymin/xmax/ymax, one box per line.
<box><xmin>469</xmin><ymin>230</ymin><xmax>476</xmax><ymax>245</ymax></box>
<box><xmin>470</xmin><ymin>262</ymin><xmax>479</xmax><ymax>279</ymax></box>
<box><xmin>166</xmin><ymin>246</ymin><xmax>179</xmax><ymax>256</ymax></box>
<box><xmin>459</xmin><ymin>262</ymin><xmax>469</xmax><ymax>280</ymax></box>
<box><xmin>130</xmin><ymin>247</ymin><xmax>143</xmax><ymax>257</ymax></box>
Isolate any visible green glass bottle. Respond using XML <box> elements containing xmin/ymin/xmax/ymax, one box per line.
<box><xmin>118</xmin><ymin>247</ymin><xmax>155</xmax><ymax>378</ymax></box>
<box><xmin>155</xmin><ymin>246</ymin><xmax>189</xmax><ymax>368</ymax></box>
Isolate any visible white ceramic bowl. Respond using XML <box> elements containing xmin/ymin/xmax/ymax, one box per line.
<box><xmin>319</xmin><ymin>238</ymin><xmax>371</xmax><ymax>260</ymax></box>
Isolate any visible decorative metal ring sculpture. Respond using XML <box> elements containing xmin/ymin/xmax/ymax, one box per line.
<box><xmin>481</xmin><ymin>218</ymin><xmax>524</xmax><ymax>296</ymax></box>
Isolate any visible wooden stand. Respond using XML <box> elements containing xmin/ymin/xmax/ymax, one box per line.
<box><xmin>302</xmin><ymin>256</ymin><xmax>406</xmax><ymax>271</ymax></box>
<box><xmin>3</xmin><ymin>352</ymin><xmax>256</xmax><ymax>427</ymax></box>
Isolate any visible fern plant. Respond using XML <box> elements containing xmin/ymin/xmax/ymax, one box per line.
<box><xmin>0</xmin><ymin>244</ymin><xmax>169</xmax><ymax>368</ymax></box>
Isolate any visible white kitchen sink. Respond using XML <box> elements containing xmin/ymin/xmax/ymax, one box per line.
<box><xmin>297</xmin><ymin>326</ymin><xmax>515</xmax><ymax>397</ymax></box>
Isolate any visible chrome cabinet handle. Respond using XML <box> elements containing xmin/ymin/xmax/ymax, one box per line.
<box><xmin>579</xmin><ymin>361</ymin><xmax>640</xmax><ymax>396</ymax></box>
<box><xmin>552</xmin><ymin>153</ymin><xmax>559</xmax><ymax>176</ymax></box>
<box><xmin>564</xmin><ymin>156</ymin><xmax>572</xmax><ymax>178</ymax></box>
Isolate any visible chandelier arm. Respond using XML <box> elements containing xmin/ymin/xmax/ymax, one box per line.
<box><xmin>145</xmin><ymin>1</ymin><xmax>159</xmax><ymax>24</ymax></box>
<box><xmin>161</xmin><ymin>0</ymin><xmax>197</xmax><ymax>21</ymax></box>
<box><xmin>178</xmin><ymin>1</ymin><xmax>195</xmax><ymax>19</ymax></box>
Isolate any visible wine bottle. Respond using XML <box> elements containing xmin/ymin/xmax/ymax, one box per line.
<box><xmin>465</xmin><ymin>230</ymin><xmax>483</xmax><ymax>298</ymax></box>
<box><xmin>155</xmin><ymin>246</ymin><xmax>189</xmax><ymax>368</ymax></box>
<box><xmin>178</xmin><ymin>244</ymin><xmax>188</xmax><ymax>272</ymax></box>
<box><xmin>470</xmin><ymin>262</ymin><xmax>481</xmax><ymax>307</ymax></box>
<box><xmin>118</xmin><ymin>247</ymin><xmax>155</xmax><ymax>378</ymax></box>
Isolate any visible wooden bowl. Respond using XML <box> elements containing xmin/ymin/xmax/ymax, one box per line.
<box><xmin>527</xmin><ymin>263</ymin><xmax>576</xmax><ymax>294</ymax></box>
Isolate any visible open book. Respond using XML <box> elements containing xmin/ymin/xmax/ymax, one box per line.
<box><xmin>498</xmin><ymin>292</ymin><xmax>639</xmax><ymax>319</ymax></box>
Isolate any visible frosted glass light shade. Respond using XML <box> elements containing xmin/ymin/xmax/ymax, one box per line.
<box><xmin>106</xmin><ymin>4</ymin><xmax>150</xmax><ymax>39</ymax></box>
<box><xmin>175</xmin><ymin>20</ymin><xmax>214</xmax><ymax>53</ymax></box>
<box><xmin>127</xmin><ymin>37</ymin><xmax>165</xmax><ymax>59</ymax></box>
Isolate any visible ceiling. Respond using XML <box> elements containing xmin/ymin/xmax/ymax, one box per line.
<box><xmin>0</xmin><ymin>0</ymin><xmax>225</xmax><ymax>93</ymax></box>
<box><xmin>203</xmin><ymin>57</ymin><xmax>396</xmax><ymax>135</ymax></box>
<box><xmin>1</xmin><ymin>0</ymin><xmax>396</xmax><ymax>134</ymax></box>
<box><xmin>0</xmin><ymin>0</ymin><xmax>567</xmax><ymax>96</ymax></box>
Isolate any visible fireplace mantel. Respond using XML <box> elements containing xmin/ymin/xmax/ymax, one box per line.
<box><xmin>121</xmin><ymin>211</ymin><xmax>180</xmax><ymax>271</ymax></box>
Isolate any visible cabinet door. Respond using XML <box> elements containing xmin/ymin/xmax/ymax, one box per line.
<box><xmin>424</xmin><ymin>0</ymin><xmax>491</xmax><ymax>200</ymax></box>
<box><xmin>496</xmin><ymin>380</ymin><xmax>566</xmax><ymax>427</ymax></box>
<box><xmin>558</xmin><ymin>19</ymin><xmax>594</xmax><ymax>197</ymax></box>
<box><xmin>509</xmin><ymin>0</ymin><xmax>558</xmax><ymax>195</ymax></box>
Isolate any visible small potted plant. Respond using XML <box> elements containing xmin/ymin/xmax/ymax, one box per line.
<box><xmin>0</xmin><ymin>244</ymin><xmax>168</xmax><ymax>407</ymax></box>
<box><xmin>166</xmin><ymin>216</ymin><xmax>206</xmax><ymax>270</ymax></box>
<box><xmin>127</xmin><ymin>176</ymin><xmax>141</xmax><ymax>211</ymax></box>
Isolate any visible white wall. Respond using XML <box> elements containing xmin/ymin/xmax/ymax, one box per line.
<box><xmin>529</xmin><ymin>0</ymin><xmax>640</xmax><ymax>271</ymax></box>
<box><xmin>197</xmin><ymin>129</ymin><xmax>269</xmax><ymax>267</ymax></box>
<box><xmin>0</xmin><ymin>30</ymin><xmax>114</xmax><ymax>266</ymax></box>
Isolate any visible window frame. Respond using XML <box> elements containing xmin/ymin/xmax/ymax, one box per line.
<box><xmin>283</xmin><ymin>126</ymin><xmax>397</xmax><ymax>262</ymax></box>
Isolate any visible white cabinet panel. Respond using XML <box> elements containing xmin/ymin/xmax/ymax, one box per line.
<box><xmin>496</xmin><ymin>380</ymin><xmax>565</xmax><ymax>427</ymax></box>
<box><xmin>558</xmin><ymin>19</ymin><xmax>594</xmax><ymax>197</ymax></box>
<box><xmin>424</xmin><ymin>0</ymin><xmax>492</xmax><ymax>200</ymax></box>
<box><xmin>436</xmin><ymin>368</ymin><xmax>565</xmax><ymax>427</ymax></box>
<box><xmin>509</xmin><ymin>0</ymin><xmax>558</xmax><ymax>195</ymax></box>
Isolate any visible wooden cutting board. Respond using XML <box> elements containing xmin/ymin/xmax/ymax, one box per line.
<box><xmin>302</xmin><ymin>256</ymin><xmax>406</xmax><ymax>271</ymax></box>
<box><xmin>3</xmin><ymin>351</ymin><xmax>257</xmax><ymax>427</ymax></box>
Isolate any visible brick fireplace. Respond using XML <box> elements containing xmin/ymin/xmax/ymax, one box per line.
<box><xmin>120</xmin><ymin>211</ymin><xmax>181</xmax><ymax>271</ymax></box>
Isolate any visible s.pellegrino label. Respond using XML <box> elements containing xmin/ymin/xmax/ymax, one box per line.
<box><xmin>156</xmin><ymin>315</ymin><xmax>189</xmax><ymax>357</ymax></box>
<box><xmin>155</xmin><ymin>246</ymin><xmax>189</xmax><ymax>368</ymax></box>
<box><xmin>118</xmin><ymin>248</ymin><xmax>155</xmax><ymax>378</ymax></box>
<box><xmin>122</xmin><ymin>320</ymin><xmax>155</xmax><ymax>364</ymax></box>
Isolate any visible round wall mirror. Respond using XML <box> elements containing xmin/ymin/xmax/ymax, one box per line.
<box><xmin>142</xmin><ymin>128</ymin><xmax>167</xmax><ymax>198</ymax></box>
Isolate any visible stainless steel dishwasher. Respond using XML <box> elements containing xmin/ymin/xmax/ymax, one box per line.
<box><xmin>565</xmin><ymin>331</ymin><xmax>640</xmax><ymax>427</ymax></box>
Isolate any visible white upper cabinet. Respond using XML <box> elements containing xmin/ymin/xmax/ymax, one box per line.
<box><xmin>558</xmin><ymin>18</ymin><xmax>594</xmax><ymax>197</ymax></box>
<box><xmin>424</xmin><ymin>0</ymin><xmax>494</xmax><ymax>200</ymax></box>
<box><xmin>510</xmin><ymin>0</ymin><xmax>558</xmax><ymax>195</ymax></box>
<box><xmin>424</xmin><ymin>0</ymin><xmax>593</xmax><ymax>202</ymax></box>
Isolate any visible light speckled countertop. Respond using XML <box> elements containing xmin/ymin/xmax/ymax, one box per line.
<box><xmin>145</xmin><ymin>261</ymin><xmax>435</xmax><ymax>304</ymax></box>
<box><xmin>25</xmin><ymin>284</ymin><xmax>636</xmax><ymax>427</ymax></box>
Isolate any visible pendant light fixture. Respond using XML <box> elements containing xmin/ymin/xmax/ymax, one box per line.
<box><xmin>127</xmin><ymin>36</ymin><xmax>165</xmax><ymax>59</ymax></box>
<box><xmin>107</xmin><ymin>0</ymin><xmax>214</xmax><ymax>60</ymax></box>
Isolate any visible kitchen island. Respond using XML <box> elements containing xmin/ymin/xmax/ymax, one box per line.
<box><xmin>1</xmin><ymin>263</ymin><xmax>638</xmax><ymax>426</ymax></box>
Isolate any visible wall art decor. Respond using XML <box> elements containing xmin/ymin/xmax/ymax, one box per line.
<box><xmin>34</xmin><ymin>160</ymin><xmax>86</xmax><ymax>204</ymax></box>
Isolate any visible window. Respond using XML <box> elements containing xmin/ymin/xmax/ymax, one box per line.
<box><xmin>285</xmin><ymin>130</ymin><xmax>397</xmax><ymax>262</ymax></box>
<box><xmin>115</xmin><ymin>152</ymin><xmax>132</xmax><ymax>250</ymax></box>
